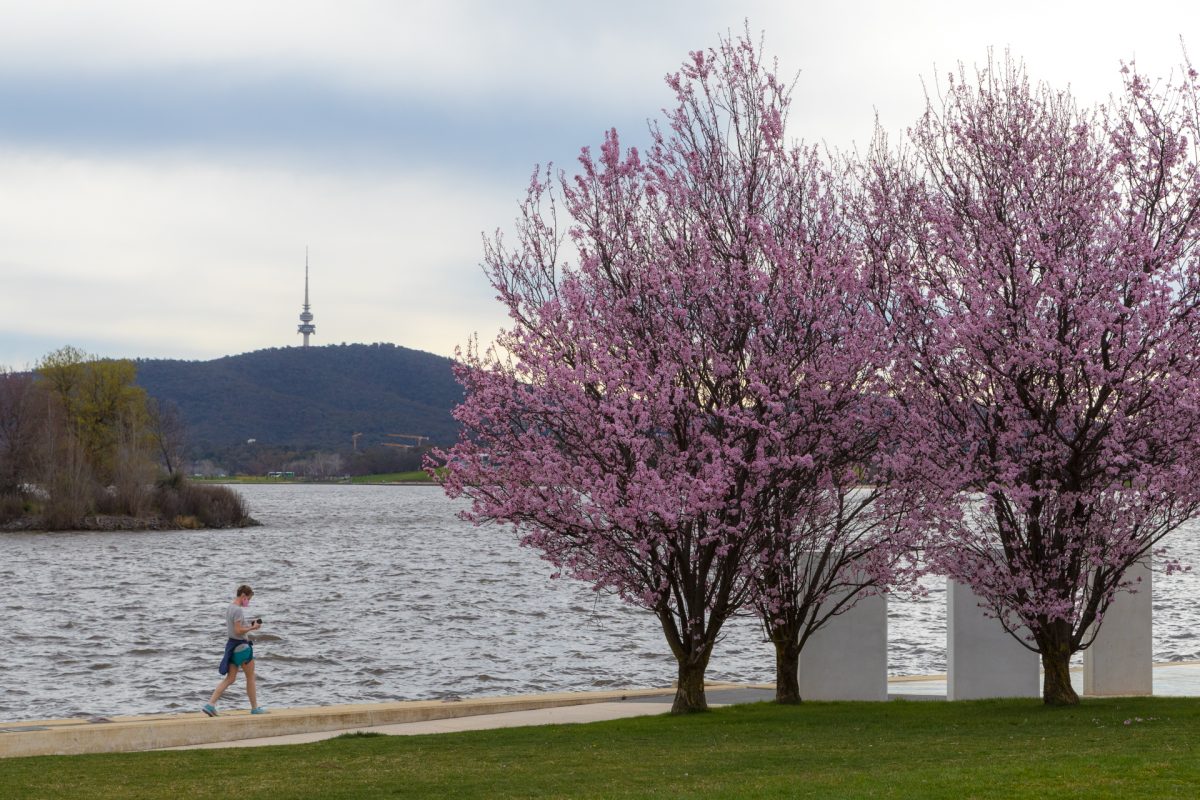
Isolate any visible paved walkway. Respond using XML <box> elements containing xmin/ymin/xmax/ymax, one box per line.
<box><xmin>158</xmin><ymin>698</ymin><xmax>689</xmax><ymax>749</ymax></box>
<box><xmin>160</xmin><ymin>686</ymin><xmax>792</xmax><ymax>750</ymax></box>
<box><xmin>6</xmin><ymin>664</ymin><xmax>1200</xmax><ymax>757</ymax></box>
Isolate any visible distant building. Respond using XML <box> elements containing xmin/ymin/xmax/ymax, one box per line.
<box><xmin>298</xmin><ymin>249</ymin><xmax>316</xmax><ymax>347</ymax></box>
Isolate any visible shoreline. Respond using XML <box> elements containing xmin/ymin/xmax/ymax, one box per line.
<box><xmin>0</xmin><ymin>514</ymin><xmax>261</xmax><ymax>534</ymax></box>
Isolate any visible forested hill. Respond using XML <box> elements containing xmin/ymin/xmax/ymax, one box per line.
<box><xmin>135</xmin><ymin>343</ymin><xmax>462</xmax><ymax>455</ymax></box>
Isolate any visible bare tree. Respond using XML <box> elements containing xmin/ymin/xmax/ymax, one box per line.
<box><xmin>0</xmin><ymin>369</ymin><xmax>42</xmax><ymax>494</ymax></box>
<box><xmin>146</xmin><ymin>397</ymin><xmax>187</xmax><ymax>476</ymax></box>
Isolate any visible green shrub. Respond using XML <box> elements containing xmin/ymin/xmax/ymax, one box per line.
<box><xmin>92</xmin><ymin>486</ymin><xmax>123</xmax><ymax>516</ymax></box>
<box><xmin>156</xmin><ymin>471</ymin><xmax>185</xmax><ymax>490</ymax></box>
<box><xmin>0</xmin><ymin>492</ymin><xmax>25</xmax><ymax>524</ymax></box>
<box><xmin>154</xmin><ymin>481</ymin><xmax>252</xmax><ymax>528</ymax></box>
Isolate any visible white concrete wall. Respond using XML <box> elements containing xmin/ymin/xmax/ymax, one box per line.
<box><xmin>1084</xmin><ymin>558</ymin><xmax>1153</xmax><ymax>696</ymax></box>
<box><xmin>797</xmin><ymin>588</ymin><xmax>888</xmax><ymax>701</ymax></box>
<box><xmin>947</xmin><ymin>579</ymin><xmax>1040</xmax><ymax>700</ymax></box>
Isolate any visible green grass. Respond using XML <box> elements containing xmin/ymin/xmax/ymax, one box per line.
<box><xmin>349</xmin><ymin>470</ymin><xmax>433</xmax><ymax>484</ymax></box>
<box><xmin>191</xmin><ymin>475</ymin><xmax>300</xmax><ymax>484</ymax></box>
<box><xmin>3</xmin><ymin>698</ymin><xmax>1199</xmax><ymax>798</ymax></box>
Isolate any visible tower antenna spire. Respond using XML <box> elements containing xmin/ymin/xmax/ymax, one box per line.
<box><xmin>297</xmin><ymin>247</ymin><xmax>316</xmax><ymax>347</ymax></box>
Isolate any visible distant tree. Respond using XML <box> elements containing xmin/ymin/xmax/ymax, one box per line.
<box><xmin>0</xmin><ymin>347</ymin><xmax>254</xmax><ymax>529</ymax></box>
<box><xmin>349</xmin><ymin>445</ymin><xmax>426</xmax><ymax>476</ymax></box>
<box><xmin>21</xmin><ymin>346</ymin><xmax>176</xmax><ymax>524</ymax></box>
<box><xmin>185</xmin><ymin>458</ymin><xmax>225</xmax><ymax>478</ymax></box>
<box><xmin>146</xmin><ymin>397</ymin><xmax>186</xmax><ymax>476</ymax></box>
<box><xmin>34</xmin><ymin>398</ymin><xmax>95</xmax><ymax>528</ymax></box>
<box><xmin>36</xmin><ymin>345</ymin><xmax>88</xmax><ymax>410</ymax></box>
<box><xmin>0</xmin><ymin>369</ymin><xmax>42</xmax><ymax>494</ymax></box>
<box><xmin>862</xmin><ymin>56</ymin><xmax>1200</xmax><ymax>705</ymax></box>
<box><xmin>236</xmin><ymin>444</ymin><xmax>301</xmax><ymax>476</ymax></box>
<box><xmin>37</xmin><ymin>346</ymin><xmax>149</xmax><ymax>486</ymax></box>
<box><xmin>285</xmin><ymin>451</ymin><xmax>345</xmax><ymax>479</ymax></box>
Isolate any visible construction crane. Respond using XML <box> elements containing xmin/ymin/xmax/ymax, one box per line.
<box><xmin>382</xmin><ymin>433</ymin><xmax>430</xmax><ymax>449</ymax></box>
<box><xmin>351</xmin><ymin>432</ymin><xmax>363</xmax><ymax>453</ymax></box>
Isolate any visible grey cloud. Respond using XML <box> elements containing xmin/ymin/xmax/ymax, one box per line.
<box><xmin>0</xmin><ymin>69</ymin><xmax>662</xmax><ymax>176</ymax></box>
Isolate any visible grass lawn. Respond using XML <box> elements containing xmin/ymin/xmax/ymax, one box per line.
<box><xmin>349</xmin><ymin>470</ymin><xmax>433</xmax><ymax>484</ymax></box>
<box><xmin>3</xmin><ymin>697</ymin><xmax>1198</xmax><ymax>799</ymax></box>
<box><xmin>191</xmin><ymin>476</ymin><xmax>299</xmax><ymax>484</ymax></box>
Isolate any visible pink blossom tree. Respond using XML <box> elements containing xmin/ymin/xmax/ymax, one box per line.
<box><xmin>437</xmin><ymin>33</ymin><xmax>915</xmax><ymax>711</ymax></box>
<box><xmin>740</xmin><ymin>153</ymin><xmax>923</xmax><ymax>704</ymax></box>
<box><xmin>862</xmin><ymin>56</ymin><xmax>1200</xmax><ymax>705</ymax></box>
<box><xmin>751</xmin><ymin>456</ymin><xmax>923</xmax><ymax>704</ymax></box>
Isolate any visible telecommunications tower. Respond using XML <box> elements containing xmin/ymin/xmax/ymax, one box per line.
<box><xmin>297</xmin><ymin>248</ymin><xmax>316</xmax><ymax>347</ymax></box>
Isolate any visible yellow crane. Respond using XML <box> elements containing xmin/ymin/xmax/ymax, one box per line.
<box><xmin>382</xmin><ymin>433</ymin><xmax>429</xmax><ymax>449</ymax></box>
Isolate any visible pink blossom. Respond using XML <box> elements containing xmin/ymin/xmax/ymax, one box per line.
<box><xmin>862</xmin><ymin>53</ymin><xmax>1200</xmax><ymax>705</ymax></box>
<box><xmin>435</xmin><ymin>28</ymin><xmax>821</xmax><ymax>713</ymax></box>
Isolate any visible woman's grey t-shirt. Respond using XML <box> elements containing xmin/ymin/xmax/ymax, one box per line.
<box><xmin>226</xmin><ymin>603</ymin><xmax>248</xmax><ymax>639</ymax></box>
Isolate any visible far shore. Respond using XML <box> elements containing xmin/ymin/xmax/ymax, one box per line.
<box><xmin>194</xmin><ymin>471</ymin><xmax>437</xmax><ymax>486</ymax></box>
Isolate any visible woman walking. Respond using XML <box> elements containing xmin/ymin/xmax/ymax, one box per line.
<box><xmin>202</xmin><ymin>584</ymin><xmax>266</xmax><ymax>716</ymax></box>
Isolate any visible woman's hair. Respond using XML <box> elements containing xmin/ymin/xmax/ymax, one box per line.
<box><xmin>236</xmin><ymin>584</ymin><xmax>254</xmax><ymax>598</ymax></box>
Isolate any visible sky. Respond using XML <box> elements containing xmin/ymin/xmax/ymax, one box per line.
<box><xmin>1</xmin><ymin>0</ymin><xmax>1198</xmax><ymax>370</ymax></box>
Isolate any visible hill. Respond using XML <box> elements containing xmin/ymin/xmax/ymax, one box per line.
<box><xmin>134</xmin><ymin>343</ymin><xmax>462</xmax><ymax>457</ymax></box>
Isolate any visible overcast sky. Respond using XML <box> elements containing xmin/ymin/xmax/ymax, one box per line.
<box><xmin>1</xmin><ymin>0</ymin><xmax>1197</xmax><ymax>369</ymax></box>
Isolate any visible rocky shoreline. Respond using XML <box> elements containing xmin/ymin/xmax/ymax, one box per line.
<box><xmin>0</xmin><ymin>514</ymin><xmax>262</xmax><ymax>533</ymax></box>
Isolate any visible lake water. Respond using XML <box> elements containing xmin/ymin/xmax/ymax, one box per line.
<box><xmin>2</xmin><ymin>484</ymin><xmax>1198</xmax><ymax>723</ymax></box>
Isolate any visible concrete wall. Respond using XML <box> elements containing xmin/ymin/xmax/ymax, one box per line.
<box><xmin>947</xmin><ymin>579</ymin><xmax>1040</xmax><ymax>700</ymax></box>
<box><xmin>1084</xmin><ymin>558</ymin><xmax>1153</xmax><ymax>696</ymax></box>
<box><xmin>798</xmin><ymin>588</ymin><xmax>888</xmax><ymax>701</ymax></box>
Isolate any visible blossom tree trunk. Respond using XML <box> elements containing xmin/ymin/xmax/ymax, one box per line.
<box><xmin>1037</xmin><ymin>620</ymin><xmax>1078</xmax><ymax>706</ymax></box>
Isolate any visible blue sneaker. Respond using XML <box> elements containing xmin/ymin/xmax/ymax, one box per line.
<box><xmin>202</xmin><ymin>704</ymin><xmax>218</xmax><ymax>717</ymax></box>
<box><xmin>250</xmin><ymin>706</ymin><xmax>268</xmax><ymax>715</ymax></box>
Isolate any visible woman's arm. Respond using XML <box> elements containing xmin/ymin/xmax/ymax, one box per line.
<box><xmin>233</xmin><ymin>619</ymin><xmax>261</xmax><ymax>636</ymax></box>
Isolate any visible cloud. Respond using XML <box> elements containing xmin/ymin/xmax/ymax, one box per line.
<box><xmin>0</xmin><ymin>150</ymin><xmax>513</xmax><ymax>366</ymax></box>
<box><xmin>1</xmin><ymin>0</ymin><xmax>1199</xmax><ymax>372</ymax></box>
<box><xmin>0</xmin><ymin>70</ymin><xmax>659</xmax><ymax>178</ymax></box>
<box><xmin>0</xmin><ymin>1</ymin><xmax>729</xmax><ymax>102</ymax></box>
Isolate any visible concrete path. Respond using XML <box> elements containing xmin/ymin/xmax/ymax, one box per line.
<box><xmin>6</xmin><ymin>664</ymin><xmax>1200</xmax><ymax>757</ymax></box>
<box><xmin>159</xmin><ymin>686</ymin><xmax>789</xmax><ymax>750</ymax></box>
<box><xmin>158</xmin><ymin>699</ymin><xmax>684</xmax><ymax>749</ymax></box>
<box><xmin>0</xmin><ymin>687</ymin><xmax>687</xmax><ymax>759</ymax></box>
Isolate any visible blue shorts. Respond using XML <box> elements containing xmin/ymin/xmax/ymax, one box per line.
<box><xmin>219</xmin><ymin>638</ymin><xmax>253</xmax><ymax>674</ymax></box>
<box><xmin>231</xmin><ymin>643</ymin><xmax>253</xmax><ymax>666</ymax></box>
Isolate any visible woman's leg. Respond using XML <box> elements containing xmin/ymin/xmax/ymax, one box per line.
<box><xmin>209</xmin><ymin>665</ymin><xmax>238</xmax><ymax>706</ymax></box>
<box><xmin>244</xmin><ymin>659</ymin><xmax>258</xmax><ymax>709</ymax></box>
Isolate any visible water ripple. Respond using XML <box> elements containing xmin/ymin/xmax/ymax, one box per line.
<box><xmin>1</xmin><ymin>483</ymin><xmax>1198</xmax><ymax>722</ymax></box>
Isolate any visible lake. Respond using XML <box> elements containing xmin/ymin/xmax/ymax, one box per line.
<box><xmin>1</xmin><ymin>483</ymin><xmax>1198</xmax><ymax>722</ymax></box>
